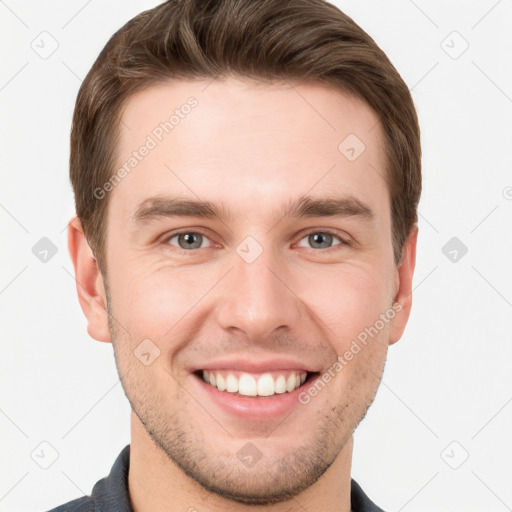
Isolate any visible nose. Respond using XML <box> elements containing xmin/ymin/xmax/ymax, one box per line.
<box><xmin>215</xmin><ymin>243</ymin><xmax>303</xmax><ymax>343</ymax></box>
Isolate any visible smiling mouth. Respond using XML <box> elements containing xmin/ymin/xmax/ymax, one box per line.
<box><xmin>194</xmin><ymin>369</ymin><xmax>319</xmax><ymax>398</ymax></box>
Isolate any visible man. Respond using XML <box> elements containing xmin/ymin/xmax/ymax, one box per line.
<box><xmin>50</xmin><ymin>0</ymin><xmax>421</xmax><ymax>510</ymax></box>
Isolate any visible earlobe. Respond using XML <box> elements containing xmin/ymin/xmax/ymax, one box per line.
<box><xmin>388</xmin><ymin>225</ymin><xmax>418</xmax><ymax>345</ymax></box>
<box><xmin>67</xmin><ymin>216</ymin><xmax>112</xmax><ymax>343</ymax></box>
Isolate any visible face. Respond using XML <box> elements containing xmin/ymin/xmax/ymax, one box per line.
<box><xmin>73</xmin><ymin>77</ymin><xmax>416</xmax><ymax>505</ymax></box>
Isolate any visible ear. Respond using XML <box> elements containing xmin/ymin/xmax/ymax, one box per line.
<box><xmin>67</xmin><ymin>216</ymin><xmax>112</xmax><ymax>343</ymax></box>
<box><xmin>388</xmin><ymin>225</ymin><xmax>418</xmax><ymax>345</ymax></box>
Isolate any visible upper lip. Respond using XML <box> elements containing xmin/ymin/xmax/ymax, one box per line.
<box><xmin>192</xmin><ymin>358</ymin><xmax>318</xmax><ymax>374</ymax></box>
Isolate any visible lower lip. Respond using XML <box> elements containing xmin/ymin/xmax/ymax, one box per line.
<box><xmin>192</xmin><ymin>372</ymin><xmax>318</xmax><ymax>420</ymax></box>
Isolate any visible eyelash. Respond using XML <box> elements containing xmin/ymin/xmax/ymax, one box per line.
<box><xmin>162</xmin><ymin>229</ymin><xmax>351</xmax><ymax>253</ymax></box>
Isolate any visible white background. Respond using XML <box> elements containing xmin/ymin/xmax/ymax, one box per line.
<box><xmin>1</xmin><ymin>1</ymin><xmax>511</xmax><ymax>511</ymax></box>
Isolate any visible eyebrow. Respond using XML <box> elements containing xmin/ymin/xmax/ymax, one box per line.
<box><xmin>132</xmin><ymin>194</ymin><xmax>375</xmax><ymax>224</ymax></box>
<box><xmin>286</xmin><ymin>195</ymin><xmax>375</xmax><ymax>221</ymax></box>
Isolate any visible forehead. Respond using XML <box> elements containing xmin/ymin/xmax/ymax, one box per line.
<box><xmin>110</xmin><ymin>77</ymin><xmax>389</xmax><ymax>224</ymax></box>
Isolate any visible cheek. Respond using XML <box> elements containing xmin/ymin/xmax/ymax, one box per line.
<box><xmin>109</xmin><ymin>262</ymin><xmax>218</xmax><ymax>341</ymax></box>
<box><xmin>296</xmin><ymin>264</ymin><xmax>393</xmax><ymax>345</ymax></box>
<box><xmin>108</xmin><ymin>251</ymin><xmax>395</xmax><ymax>355</ymax></box>
<box><xmin>310</xmin><ymin>267</ymin><xmax>391</xmax><ymax>415</ymax></box>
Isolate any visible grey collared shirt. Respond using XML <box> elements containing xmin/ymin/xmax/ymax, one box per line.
<box><xmin>45</xmin><ymin>445</ymin><xmax>385</xmax><ymax>512</ymax></box>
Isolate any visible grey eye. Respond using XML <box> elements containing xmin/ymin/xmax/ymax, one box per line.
<box><xmin>297</xmin><ymin>232</ymin><xmax>342</xmax><ymax>249</ymax></box>
<box><xmin>169</xmin><ymin>232</ymin><xmax>209</xmax><ymax>250</ymax></box>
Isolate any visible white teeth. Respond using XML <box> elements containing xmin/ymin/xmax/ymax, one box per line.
<box><xmin>201</xmin><ymin>370</ymin><xmax>308</xmax><ymax>396</ymax></box>
<box><xmin>286</xmin><ymin>374</ymin><xmax>296</xmax><ymax>392</ymax></box>
<box><xmin>239</xmin><ymin>374</ymin><xmax>257</xmax><ymax>396</ymax></box>
<box><xmin>226</xmin><ymin>374</ymin><xmax>239</xmax><ymax>393</ymax></box>
<box><xmin>216</xmin><ymin>373</ymin><xmax>226</xmax><ymax>391</ymax></box>
<box><xmin>274</xmin><ymin>375</ymin><xmax>287</xmax><ymax>394</ymax></box>
<box><xmin>257</xmin><ymin>373</ymin><xmax>275</xmax><ymax>396</ymax></box>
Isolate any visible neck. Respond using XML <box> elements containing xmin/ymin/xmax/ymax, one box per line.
<box><xmin>128</xmin><ymin>412</ymin><xmax>354</xmax><ymax>512</ymax></box>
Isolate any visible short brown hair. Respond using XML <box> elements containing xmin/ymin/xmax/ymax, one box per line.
<box><xmin>70</xmin><ymin>0</ymin><xmax>421</xmax><ymax>273</ymax></box>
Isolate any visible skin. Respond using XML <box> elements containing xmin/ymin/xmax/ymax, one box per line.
<box><xmin>68</xmin><ymin>77</ymin><xmax>417</xmax><ymax>512</ymax></box>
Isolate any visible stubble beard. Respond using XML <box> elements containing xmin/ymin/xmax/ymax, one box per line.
<box><xmin>104</xmin><ymin>285</ymin><xmax>384</xmax><ymax>505</ymax></box>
